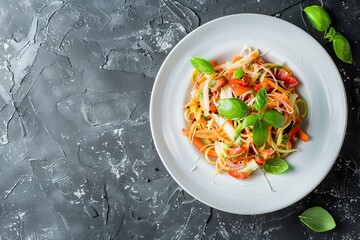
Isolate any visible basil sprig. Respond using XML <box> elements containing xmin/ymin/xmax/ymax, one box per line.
<box><xmin>238</xmin><ymin>87</ymin><xmax>285</xmax><ymax>147</ymax></box>
<box><xmin>217</xmin><ymin>98</ymin><xmax>249</xmax><ymax>120</ymax></box>
<box><xmin>299</xmin><ymin>207</ymin><xmax>336</xmax><ymax>232</ymax></box>
<box><xmin>304</xmin><ymin>5</ymin><xmax>352</xmax><ymax>64</ymax></box>
<box><xmin>190</xmin><ymin>57</ymin><xmax>215</xmax><ymax>75</ymax></box>
<box><xmin>263</xmin><ymin>158</ymin><xmax>288</xmax><ymax>174</ymax></box>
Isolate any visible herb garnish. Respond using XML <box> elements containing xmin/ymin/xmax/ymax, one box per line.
<box><xmin>304</xmin><ymin>5</ymin><xmax>352</xmax><ymax>64</ymax></box>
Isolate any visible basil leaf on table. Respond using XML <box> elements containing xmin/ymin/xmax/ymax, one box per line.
<box><xmin>299</xmin><ymin>207</ymin><xmax>336</xmax><ymax>232</ymax></box>
<box><xmin>217</xmin><ymin>98</ymin><xmax>249</xmax><ymax>120</ymax></box>
<box><xmin>190</xmin><ymin>57</ymin><xmax>215</xmax><ymax>75</ymax></box>
<box><xmin>332</xmin><ymin>33</ymin><xmax>353</xmax><ymax>64</ymax></box>
<box><xmin>303</xmin><ymin>5</ymin><xmax>331</xmax><ymax>32</ymax></box>
<box><xmin>241</xmin><ymin>114</ymin><xmax>258</xmax><ymax>129</ymax></box>
<box><xmin>252</xmin><ymin>120</ymin><xmax>268</xmax><ymax>147</ymax></box>
<box><xmin>304</xmin><ymin>6</ymin><xmax>353</xmax><ymax>64</ymax></box>
<box><xmin>233</xmin><ymin>68</ymin><xmax>244</xmax><ymax>79</ymax></box>
<box><xmin>263</xmin><ymin>158</ymin><xmax>288</xmax><ymax>174</ymax></box>
<box><xmin>253</xmin><ymin>87</ymin><xmax>268</xmax><ymax>111</ymax></box>
<box><xmin>263</xmin><ymin>110</ymin><xmax>285</xmax><ymax>128</ymax></box>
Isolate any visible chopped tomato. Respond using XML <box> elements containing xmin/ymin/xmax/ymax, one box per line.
<box><xmin>253</xmin><ymin>84</ymin><xmax>263</xmax><ymax>92</ymax></box>
<box><xmin>293</xmin><ymin>118</ymin><xmax>302</xmax><ymax>127</ymax></box>
<box><xmin>227</xmin><ymin>170</ymin><xmax>249</xmax><ymax>179</ymax></box>
<box><xmin>276</xmin><ymin>69</ymin><xmax>299</xmax><ymax>88</ymax></box>
<box><xmin>210</xmin><ymin>102</ymin><xmax>217</xmax><ymax>113</ymax></box>
<box><xmin>254</xmin><ymin>156</ymin><xmax>266</xmax><ymax>165</ymax></box>
<box><xmin>288</xmin><ymin>127</ymin><xmax>300</xmax><ymax>142</ymax></box>
<box><xmin>228</xmin><ymin>146</ymin><xmax>248</xmax><ymax>163</ymax></box>
<box><xmin>228</xmin><ymin>73</ymin><xmax>250</xmax><ymax>87</ymax></box>
<box><xmin>260</xmin><ymin>148</ymin><xmax>274</xmax><ymax>159</ymax></box>
<box><xmin>253</xmin><ymin>83</ymin><xmax>270</xmax><ymax>92</ymax></box>
<box><xmin>210</xmin><ymin>77</ymin><xmax>227</xmax><ymax>92</ymax></box>
<box><xmin>231</xmin><ymin>86</ymin><xmax>252</xmax><ymax>97</ymax></box>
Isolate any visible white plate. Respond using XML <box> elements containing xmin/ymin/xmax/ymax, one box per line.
<box><xmin>150</xmin><ymin>14</ymin><xmax>347</xmax><ymax>214</ymax></box>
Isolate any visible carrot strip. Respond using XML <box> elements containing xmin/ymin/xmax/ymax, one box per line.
<box><xmin>232</xmin><ymin>55</ymin><xmax>242</xmax><ymax>62</ymax></box>
<box><xmin>181</xmin><ymin>128</ymin><xmax>218</xmax><ymax>157</ymax></box>
<box><xmin>263</xmin><ymin>78</ymin><xmax>287</xmax><ymax>94</ymax></box>
<box><xmin>298</xmin><ymin>129</ymin><xmax>310</xmax><ymax>142</ymax></box>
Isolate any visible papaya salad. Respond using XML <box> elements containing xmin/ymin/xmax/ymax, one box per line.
<box><xmin>182</xmin><ymin>47</ymin><xmax>309</xmax><ymax>180</ymax></box>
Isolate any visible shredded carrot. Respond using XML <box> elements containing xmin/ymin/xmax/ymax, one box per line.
<box><xmin>232</xmin><ymin>55</ymin><xmax>242</xmax><ymax>62</ymax></box>
<box><xmin>298</xmin><ymin>129</ymin><xmax>310</xmax><ymax>142</ymax></box>
<box><xmin>263</xmin><ymin>78</ymin><xmax>287</xmax><ymax>94</ymax></box>
<box><xmin>181</xmin><ymin>128</ymin><xmax>218</xmax><ymax>157</ymax></box>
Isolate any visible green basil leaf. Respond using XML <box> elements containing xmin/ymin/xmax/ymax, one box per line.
<box><xmin>199</xmin><ymin>91</ymin><xmax>203</xmax><ymax>98</ymax></box>
<box><xmin>217</xmin><ymin>98</ymin><xmax>249</xmax><ymax>120</ymax></box>
<box><xmin>332</xmin><ymin>33</ymin><xmax>353</xmax><ymax>64</ymax></box>
<box><xmin>263</xmin><ymin>110</ymin><xmax>285</xmax><ymax>128</ymax></box>
<box><xmin>241</xmin><ymin>114</ymin><xmax>257</xmax><ymax>130</ymax></box>
<box><xmin>254</xmin><ymin>87</ymin><xmax>268</xmax><ymax>111</ymax></box>
<box><xmin>264</xmin><ymin>158</ymin><xmax>288</xmax><ymax>174</ymax></box>
<box><xmin>304</xmin><ymin>5</ymin><xmax>331</xmax><ymax>32</ymax></box>
<box><xmin>253</xmin><ymin>121</ymin><xmax>268</xmax><ymax>147</ymax></box>
<box><xmin>299</xmin><ymin>207</ymin><xmax>336</xmax><ymax>232</ymax></box>
<box><xmin>233</xmin><ymin>68</ymin><xmax>244</xmax><ymax>79</ymax></box>
<box><xmin>190</xmin><ymin>57</ymin><xmax>215</xmax><ymax>75</ymax></box>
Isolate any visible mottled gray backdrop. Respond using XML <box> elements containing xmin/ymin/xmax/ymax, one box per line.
<box><xmin>0</xmin><ymin>0</ymin><xmax>359</xmax><ymax>239</ymax></box>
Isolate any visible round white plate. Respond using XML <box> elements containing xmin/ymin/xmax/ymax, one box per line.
<box><xmin>150</xmin><ymin>14</ymin><xmax>347</xmax><ymax>214</ymax></box>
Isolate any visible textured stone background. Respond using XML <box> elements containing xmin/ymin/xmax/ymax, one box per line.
<box><xmin>0</xmin><ymin>0</ymin><xmax>359</xmax><ymax>239</ymax></box>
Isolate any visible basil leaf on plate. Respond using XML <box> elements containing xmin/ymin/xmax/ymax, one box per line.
<box><xmin>304</xmin><ymin>5</ymin><xmax>331</xmax><ymax>32</ymax></box>
<box><xmin>190</xmin><ymin>57</ymin><xmax>215</xmax><ymax>75</ymax></box>
<box><xmin>263</xmin><ymin>110</ymin><xmax>285</xmax><ymax>128</ymax></box>
<box><xmin>233</xmin><ymin>68</ymin><xmax>244</xmax><ymax>79</ymax></box>
<box><xmin>264</xmin><ymin>158</ymin><xmax>288</xmax><ymax>174</ymax></box>
<box><xmin>253</xmin><ymin>120</ymin><xmax>268</xmax><ymax>147</ymax></box>
<box><xmin>299</xmin><ymin>207</ymin><xmax>336</xmax><ymax>232</ymax></box>
<box><xmin>217</xmin><ymin>98</ymin><xmax>249</xmax><ymax>120</ymax></box>
<box><xmin>253</xmin><ymin>87</ymin><xmax>268</xmax><ymax>111</ymax></box>
<box><xmin>241</xmin><ymin>114</ymin><xmax>258</xmax><ymax>129</ymax></box>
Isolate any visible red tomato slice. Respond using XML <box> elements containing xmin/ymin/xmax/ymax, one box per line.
<box><xmin>231</xmin><ymin>86</ymin><xmax>252</xmax><ymax>97</ymax></box>
<box><xmin>253</xmin><ymin>84</ymin><xmax>263</xmax><ymax>92</ymax></box>
<box><xmin>288</xmin><ymin>127</ymin><xmax>300</xmax><ymax>142</ymax></box>
<box><xmin>227</xmin><ymin>170</ymin><xmax>249</xmax><ymax>179</ymax></box>
<box><xmin>210</xmin><ymin>102</ymin><xmax>217</xmax><ymax>113</ymax></box>
<box><xmin>254</xmin><ymin>156</ymin><xmax>266</xmax><ymax>165</ymax></box>
<box><xmin>210</xmin><ymin>77</ymin><xmax>227</xmax><ymax>92</ymax></box>
<box><xmin>260</xmin><ymin>148</ymin><xmax>274</xmax><ymax>160</ymax></box>
<box><xmin>228</xmin><ymin>73</ymin><xmax>250</xmax><ymax>87</ymax></box>
<box><xmin>276</xmin><ymin>69</ymin><xmax>298</xmax><ymax>88</ymax></box>
<box><xmin>228</xmin><ymin>146</ymin><xmax>248</xmax><ymax>163</ymax></box>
